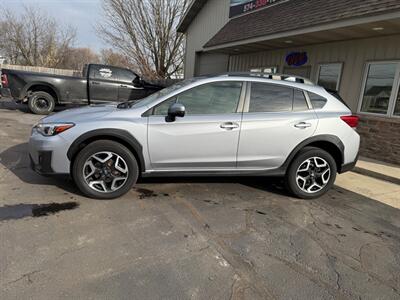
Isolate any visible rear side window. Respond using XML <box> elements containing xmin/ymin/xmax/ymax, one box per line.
<box><xmin>293</xmin><ymin>89</ymin><xmax>309</xmax><ymax>111</ymax></box>
<box><xmin>308</xmin><ymin>92</ymin><xmax>328</xmax><ymax>109</ymax></box>
<box><xmin>90</xmin><ymin>65</ymin><xmax>118</xmax><ymax>81</ymax></box>
<box><xmin>249</xmin><ymin>83</ymin><xmax>292</xmax><ymax>112</ymax></box>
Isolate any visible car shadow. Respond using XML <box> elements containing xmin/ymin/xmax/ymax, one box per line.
<box><xmin>0</xmin><ymin>143</ymin><xmax>79</xmax><ymax>195</ymax></box>
<box><xmin>0</xmin><ymin>98</ymin><xmax>30</xmax><ymax>113</ymax></box>
<box><xmin>1</xmin><ymin>142</ymin><xmax>291</xmax><ymax>198</ymax></box>
<box><xmin>138</xmin><ymin>176</ymin><xmax>290</xmax><ymax>197</ymax></box>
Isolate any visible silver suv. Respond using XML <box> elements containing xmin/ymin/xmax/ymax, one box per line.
<box><xmin>29</xmin><ymin>73</ymin><xmax>360</xmax><ymax>199</ymax></box>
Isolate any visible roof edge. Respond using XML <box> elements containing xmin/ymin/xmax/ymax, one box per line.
<box><xmin>177</xmin><ymin>0</ymin><xmax>208</xmax><ymax>33</ymax></box>
<box><xmin>203</xmin><ymin>10</ymin><xmax>400</xmax><ymax>50</ymax></box>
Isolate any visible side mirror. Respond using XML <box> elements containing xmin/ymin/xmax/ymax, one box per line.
<box><xmin>166</xmin><ymin>103</ymin><xmax>185</xmax><ymax>122</ymax></box>
<box><xmin>133</xmin><ymin>77</ymin><xmax>143</xmax><ymax>88</ymax></box>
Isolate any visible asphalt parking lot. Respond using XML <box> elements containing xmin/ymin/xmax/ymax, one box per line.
<box><xmin>1</xmin><ymin>99</ymin><xmax>399</xmax><ymax>300</ymax></box>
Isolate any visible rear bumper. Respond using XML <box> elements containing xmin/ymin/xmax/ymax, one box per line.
<box><xmin>339</xmin><ymin>153</ymin><xmax>359</xmax><ymax>174</ymax></box>
<box><xmin>0</xmin><ymin>88</ymin><xmax>11</xmax><ymax>98</ymax></box>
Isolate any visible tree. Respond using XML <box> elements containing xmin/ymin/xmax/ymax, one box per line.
<box><xmin>0</xmin><ymin>6</ymin><xmax>76</xmax><ymax>67</ymax></box>
<box><xmin>62</xmin><ymin>48</ymin><xmax>101</xmax><ymax>70</ymax></box>
<box><xmin>99</xmin><ymin>0</ymin><xmax>188</xmax><ymax>79</ymax></box>
<box><xmin>100</xmin><ymin>49</ymin><xmax>136</xmax><ymax>69</ymax></box>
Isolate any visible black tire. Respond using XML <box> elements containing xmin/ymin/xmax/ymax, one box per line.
<box><xmin>28</xmin><ymin>91</ymin><xmax>55</xmax><ymax>115</ymax></box>
<box><xmin>72</xmin><ymin>140</ymin><xmax>139</xmax><ymax>199</ymax></box>
<box><xmin>285</xmin><ymin>147</ymin><xmax>337</xmax><ymax>199</ymax></box>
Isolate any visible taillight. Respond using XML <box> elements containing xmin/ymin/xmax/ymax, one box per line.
<box><xmin>1</xmin><ymin>74</ymin><xmax>8</xmax><ymax>87</ymax></box>
<box><xmin>340</xmin><ymin>115</ymin><xmax>359</xmax><ymax>128</ymax></box>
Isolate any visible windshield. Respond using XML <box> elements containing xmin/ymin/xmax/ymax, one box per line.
<box><xmin>130</xmin><ymin>78</ymin><xmax>199</xmax><ymax>109</ymax></box>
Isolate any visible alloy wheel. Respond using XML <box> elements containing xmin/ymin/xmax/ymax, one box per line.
<box><xmin>296</xmin><ymin>156</ymin><xmax>331</xmax><ymax>194</ymax></box>
<box><xmin>83</xmin><ymin>151</ymin><xmax>129</xmax><ymax>193</ymax></box>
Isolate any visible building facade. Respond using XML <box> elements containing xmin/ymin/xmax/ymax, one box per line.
<box><xmin>178</xmin><ymin>0</ymin><xmax>400</xmax><ymax>164</ymax></box>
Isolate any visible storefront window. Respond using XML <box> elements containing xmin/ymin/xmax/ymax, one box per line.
<box><xmin>317</xmin><ymin>63</ymin><xmax>342</xmax><ymax>91</ymax></box>
<box><xmin>394</xmin><ymin>89</ymin><xmax>400</xmax><ymax>116</ymax></box>
<box><xmin>360</xmin><ymin>63</ymin><xmax>397</xmax><ymax>115</ymax></box>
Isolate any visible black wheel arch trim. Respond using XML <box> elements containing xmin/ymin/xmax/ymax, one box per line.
<box><xmin>280</xmin><ymin>135</ymin><xmax>345</xmax><ymax>172</ymax></box>
<box><xmin>67</xmin><ymin>129</ymin><xmax>145</xmax><ymax>172</ymax></box>
<box><xmin>23</xmin><ymin>82</ymin><xmax>61</xmax><ymax>102</ymax></box>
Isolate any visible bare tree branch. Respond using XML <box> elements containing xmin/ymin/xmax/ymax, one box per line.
<box><xmin>98</xmin><ymin>0</ymin><xmax>188</xmax><ymax>79</ymax></box>
<box><xmin>0</xmin><ymin>6</ymin><xmax>76</xmax><ymax>68</ymax></box>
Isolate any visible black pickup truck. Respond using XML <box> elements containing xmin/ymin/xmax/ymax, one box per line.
<box><xmin>0</xmin><ymin>64</ymin><xmax>163</xmax><ymax>114</ymax></box>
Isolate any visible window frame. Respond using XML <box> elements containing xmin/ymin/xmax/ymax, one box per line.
<box><xmin>243</xmin><ymin>81</ymin><xmax>311</xmax><ymax>113</ymax></box>
<box><xmin>316</xmin><ymin>62</ymin><xmax>343</xmax><ymax>92</ymax></box>
<box><xmin>148</xmin><ymin>81</ymin><xmax>247</xmax><ymax>116</ymax></box>
<box><xmin>357</xmin><ymin>61</ymin><xmax>400</xmax><ymax>118</ymax></box>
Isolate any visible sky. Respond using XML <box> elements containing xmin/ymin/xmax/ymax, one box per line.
<box><xmin>2</xmin><ymin>0</ymin><xmax>106</xmax><ymax>51</ymax></box>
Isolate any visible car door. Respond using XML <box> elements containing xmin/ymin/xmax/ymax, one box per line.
<box><xmin>147</xmin><ymin>81</ymin><xmax>245</xmax><ymax>170</ymax></box>
<box><xmin>237</xmin><ymin>82</ymin><xmax>318</xmax><ymax>169</ymax></box>
<box><xmin>116</xmin><ymin>68</ymin><xmax>148</xmax><ymax>101</ymax></box>
<box><xmin>89</xmin><ymin>65</ymin><xmax>119</xmax><ymax>103</ymax></box>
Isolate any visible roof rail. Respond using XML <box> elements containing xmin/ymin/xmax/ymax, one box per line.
<box><xmin>221</xmin><ymin>72</ymin><xmax>314</xmax><ymax>85</ymax></box>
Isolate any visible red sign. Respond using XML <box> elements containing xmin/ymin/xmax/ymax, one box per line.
<box><xmin>229</xmin><ymin>0</ymin><xmax>283</xmax><ymax>18</ymax></box>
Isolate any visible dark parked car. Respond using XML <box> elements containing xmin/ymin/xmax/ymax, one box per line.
<box><xmin>0</xmin><ymin>64</ymin><xmax>163</xmax><ymax>114</ymax></box>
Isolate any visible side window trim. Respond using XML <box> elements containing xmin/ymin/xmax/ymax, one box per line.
<box><xmin>292</xmin><ymin>88</ymin><xmax>311</xmax><ymax>112</ymax></box>
<box><xmin>148</xmin><ymin>81</ymin><xmax>246</xmax><ymax>116</ymax></box>
<box><xmin>303</xmin><ymin>91</ymin><xmax>313</xmax><ymax>109</ymax></box>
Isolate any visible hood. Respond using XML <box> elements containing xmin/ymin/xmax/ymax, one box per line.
<box><xmin>41</xmin><ymin>103</ymin><xmax>119</xmax><ymax>123</ymax></box>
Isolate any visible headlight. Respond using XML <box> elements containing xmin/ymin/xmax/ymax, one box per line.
<box><xmin>34</xmin><ymin>123</ymin><xmax>75</xmax><ymax>136</ymax></box>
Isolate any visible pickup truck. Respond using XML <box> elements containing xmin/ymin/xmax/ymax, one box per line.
<box><xmin>0</xmin><ymin>64</ymin><xmax>163</xmax><ymax>114</ymax></box>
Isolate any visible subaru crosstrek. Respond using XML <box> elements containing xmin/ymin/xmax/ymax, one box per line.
<box><xmin>29</xmin><ymin>73</ymin><xmax>360</xmax><ymax>199</ymax></box>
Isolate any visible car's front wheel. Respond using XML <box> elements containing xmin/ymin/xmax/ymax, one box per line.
<box><xmin>72</xmin><ymin>140</ymin><xmax>139</xmax><ymax>199</ymax></box>
<box><xmin>285</xmin><ymin>147</ymin><xmax>337</xmax><ymax>199</ymax></box>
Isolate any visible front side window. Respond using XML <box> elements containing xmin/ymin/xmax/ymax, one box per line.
<box><xmin>153</xmin><ymin>81</ymin><xmax>243</xmax><ymax>115</ymax></box>
<box><xmin>115</xmin><ymin>68</ymin><xmax>137</xmax><ymax>83</ymax></box>
<box><xmin>360</xmin><ymin>62</ymin><xmax>397</xmax><ymax>115</ymax></box>
<box><xmin>249</xmin><ymin>83</ymin><xmax>293</xmax><ymax>112</ymax></box>
<box><xmin>317</xmin><ymin>63</ymin><xmax>342</xmax><ymax>91</ymax></box>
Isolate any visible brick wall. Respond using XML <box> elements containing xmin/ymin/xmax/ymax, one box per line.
<box><xmin>357</xmin><ymin>115</ymin><xmax>400</xmax><ymax>165</ymax></box>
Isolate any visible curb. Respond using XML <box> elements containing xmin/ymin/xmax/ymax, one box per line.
<box><xmin>353</xmin><ymin>167</ymin><xmax>400</xmax><ymax>186</ymax></box>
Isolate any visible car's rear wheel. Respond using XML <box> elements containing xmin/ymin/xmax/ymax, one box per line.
<box><xmin>285</xmin><ymin>147</ymin><xmax>337</xmax><ymax>199</ymax></box>
<box><xmin>28</xmin><ymin>91</ymin><xmax>56</xmax><ymax>115</ymax></box>
<box><xmin>72</xmin><ymin>140</ymin><xmax>139</xmax><ymax>199</ymax></box>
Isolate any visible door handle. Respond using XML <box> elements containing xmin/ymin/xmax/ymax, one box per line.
<box><xmin>220</xmin><ymin>122</ymin><xmax>239</xmax><ymax>130</ymax></box>
<box><xmin>92</xmin><ymin>81</ymin><xmax>100</xmax><ymax>85</ymax></box>
<box><xmin>295</xmin><ymin>122</ymin><xmax>312</xmax><ymax>129</ymax></box>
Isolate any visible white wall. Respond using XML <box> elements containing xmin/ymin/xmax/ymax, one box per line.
<box><xmin>184</xmin><ymin>0</ymin><xmax>231</xmax><ymax>77</ymax></box>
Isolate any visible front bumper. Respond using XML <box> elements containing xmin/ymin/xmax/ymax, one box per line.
<box><xmin>29</xmin><ymin>130</ymin><xmax>72</xmax><ymax>175</ymax></box>
<box><xmin>29</xmin><ymin>152</ymin><xmax>54</xmax><ymax>175</ymax></box>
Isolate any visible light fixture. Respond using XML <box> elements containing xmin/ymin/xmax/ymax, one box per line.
<box><xmin>372</xmin><ymin>27</ymin><xmax>384</xmax><ymax>31</ymax></box>
<box><xmin>233</xmin><ymin>48</ymin><xmax>240</xmax><ymax>52</ymax></box>
<box><xmin>284</xmin><ymin>40</ymin><xmax>293</xmax><ymax>44</ymax></box>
